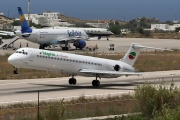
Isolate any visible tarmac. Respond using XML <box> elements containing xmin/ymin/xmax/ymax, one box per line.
<box><xmin>0</xmin><ymin>37</ymin><xmax>180</xmax><ymax>55</ymax></box>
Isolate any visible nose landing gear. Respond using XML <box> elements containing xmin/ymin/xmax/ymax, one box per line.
<box><xmin>13</xmin><ymin>67</ymin><xmax>18</xmax><ymax>74</ymax></box>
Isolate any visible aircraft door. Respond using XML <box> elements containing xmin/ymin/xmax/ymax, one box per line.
<box><xmin>35</xmin><ymin>31</ymin><xmax>40</xmax><ymax>42</ymax></box>
<box><xmin>28</xmin><ymin>50</ymin><xmax>34</xmax><ymax>62</ymax></box>
<box><xmin>28</xmin><ymin>32</ymin><xmax>37</xmax><ymax>42</ymax></box>
<box><xmin>105</xmin><ymin>62</ymin><xmax>112</xmax><ymax>71</ymax></box>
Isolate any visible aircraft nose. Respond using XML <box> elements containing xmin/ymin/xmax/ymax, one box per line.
<box><xmin>8</xmin><ymin>55</ymin><xmax>16</xmax><ymax>65</ymax></box>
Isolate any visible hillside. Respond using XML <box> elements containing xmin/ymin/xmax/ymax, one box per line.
<box><xmin>59</xmin><ymin>14</ymin><xmax>110</xmax><ymax>24</ymax></box>
<box><xmin>0</xmin><ymin>15</ymin><xmax>13</xmax><ymax>24</ymax></box>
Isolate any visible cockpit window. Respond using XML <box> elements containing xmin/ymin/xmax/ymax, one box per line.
<box><xmin>16</xmin><ymin>50</ymin><xmax>28</xmax><ymax>55</ymax></box>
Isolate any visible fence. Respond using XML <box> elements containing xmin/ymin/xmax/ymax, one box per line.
<box><xmin>0</xmin><ymin>94</ymin><xmax>137</xmax><ymax>120</ymax></box>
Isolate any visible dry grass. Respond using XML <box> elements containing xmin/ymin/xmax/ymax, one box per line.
<box><xmin>126</xmin><ymin>32</ymin><xmax>180</xmax><ymax>39</ymax></box>
<box><xmin>1</xmin><ymin>51</ymin><xmax>180</xmax><ymax>80</ymax></box>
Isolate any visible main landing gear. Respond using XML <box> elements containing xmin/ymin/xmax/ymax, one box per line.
<box><xmin>13</xmin><ymin>67</ymin><xmax>18</xmax><ymax>74</ymax></box>
<box><xmin>107</xmin><ymin>36</ymin><xmax>109</xmax><ymax>41</ymax></box>
<box><xmin>92</xmin><ymin>75</ymin><xmax>100</xmax><ymax>86</ymax></box>
<box><xmin>68</xmin><ymin>75</ymin><xmax>101</xmax><ymax>86</ymax></box>
<box><xmin>69</xmin><ymin>76</ymin><xmax>77</xmax><ymax>85</ymax></box>
<box><xmin>39</xmin><ymin>44</ymin><xmax>48</xmax><ymax>49</ymax></box>
<box><xmin>61</xmin><ymin>41</ymin><xmax>69</xmax><ymax>51</ymax></box>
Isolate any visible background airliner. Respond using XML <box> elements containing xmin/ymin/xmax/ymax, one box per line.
<box><xmin>0</xmin><ymin>7</ymin><xmax>89</xmax><ymax>50</ymax></box>
<box><xmin>8</xmin><ymin>43</ymin><xmax>170</xmax><ymax>86</ymax></box>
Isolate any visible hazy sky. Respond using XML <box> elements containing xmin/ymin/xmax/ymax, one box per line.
<box><xmin>0</xmin><ymin>0</ymin><xmax>180</xmax><ymax>21</ymax></box>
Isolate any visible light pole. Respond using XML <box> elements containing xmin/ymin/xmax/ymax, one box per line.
<box><xmin>28</xmin><ymin>0</ymin><xmax>30</xmax><ymax>25</ymax></box>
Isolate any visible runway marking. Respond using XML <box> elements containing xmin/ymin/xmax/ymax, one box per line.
<box><xmin>0</xmin><ymin>78</ymin><xmax>68</xmax><ymax>86</ymax></box>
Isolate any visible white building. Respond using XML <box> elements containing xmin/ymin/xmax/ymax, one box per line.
<box><xmin>43</xmin><ymin>11</ymin><xmax>59</xmax><ymax>20</ymax></box>
<box><xmin>0</xmin><ymin>13</ymin><xmax>4</xmax><ymax>15</ymax></box>
<box><xmin>151</xmin><ymin>24</ymin><xmax>180</xmax><ymax>31</ymax></box>
<box><xmin>151</xmin><ymin>24</ymin><xmax>170</xmax><ymax>31</ymax></box>
<box><xmin>15</xmin><ymin>11</ymin><xmax>75</xmax><ymax>27</ymax></box>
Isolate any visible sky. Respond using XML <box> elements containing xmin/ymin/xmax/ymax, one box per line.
<box><xmin>1</xmin><ymin>0</ymin><xmax>180</xmax><ymax>22</ymax></box>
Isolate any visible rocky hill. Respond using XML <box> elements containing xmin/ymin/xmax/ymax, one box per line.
<box><xmin>59</xmin><ymin>14</ymin><xmax>110</xmax><ymax>24</ymax></box>
<box><xmin>0</xmin><ymin>15</ymin><xmax>13</xmax><ymax>24</ymax></box>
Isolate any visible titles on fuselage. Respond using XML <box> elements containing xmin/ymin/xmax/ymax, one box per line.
<box><xmin>41</xmin><ymin>51</ymin><xmax>55</xmax><ymax>57</ymax></box>
<box><xmin>67</xmin><ymin>30</ymin><xmax>81</xmax><ymax>37</ymax></box>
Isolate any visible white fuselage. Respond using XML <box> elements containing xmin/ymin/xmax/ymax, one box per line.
<box><xmin>46</xmin><ymin>27</ymin><xmax>114</xmax><ymax>36</ymax></box>
<box><xmin>81</xmin><ymin>28</ymin><xmax>114</xmax><ymax>36</ymax></box>
<box><xmin>15</xmin><ymin>28</ymin><xmax>88</xmax><ymax>45</ymax></box>
<box><xmin>8</xmin><ymin>48</ymin><xmax>135</xmax><ymax>78</ymax></box>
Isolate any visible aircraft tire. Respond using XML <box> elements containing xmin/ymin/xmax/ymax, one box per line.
<box><xmin>69</xmin><ymin>78</ymin><xmax>73</xmax><ymax>84</ymax></box>
<box><xmin>72</xmin><ymin>79</ymin><xmax>76</xmax><ymax>85</ymax></box>
<box><xmin>92</xmin><ymin>80</ymin><xmax>100</xmax><ymax>86</ymax></box>
<box><xmin>96</xmin><ymin>80</ymin><xmax>100</xmax><ymax>86</ymax></box>
<box><xmin>69</xmin><ymin>78</ymin><xmax>76</xmax><ymax>85</ymax></box>
<box><xmin>13</xmin><ymin>70</ymin><xmax>18</xmax><ymax>74</ymax></box>
<box><xmin>92</xmin><ymin>80</ymin><xmax>96</xmax><ymax>86</ymax></box>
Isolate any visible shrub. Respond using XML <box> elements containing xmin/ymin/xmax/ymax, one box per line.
<box><xmin>134</xmin><ymin>82</ymin><xmax>180</xmax><ymax>118</ymax></box>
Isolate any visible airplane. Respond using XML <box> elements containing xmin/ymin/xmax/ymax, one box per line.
<box><xmin>0</xmin><ymin>7</ymin><xmax>89</xmax><ymax>50</ymax></box>
<box><xmin>8</xmin><ymin>43</ymin><xmax>171</xmax><ymax>86</ymax></box>
<box><xmin>81</xmin><ymin>28</ymin><xmax>113</xmax><ymax>40</ymax></box>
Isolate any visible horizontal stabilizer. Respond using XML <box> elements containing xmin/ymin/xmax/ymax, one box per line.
<box><xmin>0</xmin><ymin>31</ymin><xmax>15</xmax><ymax>36</ymax></box>
<box><xmin>132</xmin><ymin>43</ymin><xmax>173</xmax><ymax>51</ymax></box>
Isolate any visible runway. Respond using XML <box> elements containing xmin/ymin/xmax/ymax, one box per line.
<box><xmin>0</xmin><ymin>70</ymin><xmax>179</xmax><ymax>104</ymax></box>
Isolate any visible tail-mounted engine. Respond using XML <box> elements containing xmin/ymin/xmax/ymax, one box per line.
<box><xmin>114</xmin><ymin>64</ymin><xmax>123</xmax><ymax>71</ymax></box>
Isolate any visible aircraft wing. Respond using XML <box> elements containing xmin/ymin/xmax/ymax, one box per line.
<box><xmin>59</xmin><ymin>36</ymin><xmax>89</xmax><ymax>41</ymax></box>
<box><xmin>0</xmin><ymin>31</ymin><xmax>15</xmax><ymax>36</ymax></box>
<box><xmin>79</xmin><ymin>69</ymin><xmax>142</xmax><ymax>76</ymax></box>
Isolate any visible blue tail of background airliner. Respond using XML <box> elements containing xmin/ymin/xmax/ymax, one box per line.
<box><xmin>17</xmin><ymin>7</ymin><xmax>32</xmax><ymax>34</ymax></box>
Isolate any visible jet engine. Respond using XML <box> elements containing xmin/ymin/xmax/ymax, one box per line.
<box><xmin>73</xmin><ymin>40</ymin><xmax>86</xmax><ymax>50</ymax></box>
<box><xmin>114</xmin><ymin>64</ymin><xmax>123</xmax><ymax>71</ymax></box>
